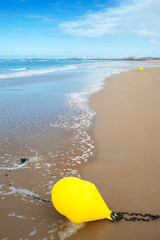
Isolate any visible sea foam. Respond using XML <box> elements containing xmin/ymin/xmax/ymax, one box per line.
<box><xmin>0</xmin><ymin>65</ymin><xmax>77</xmax><ymax>79</ymax></box>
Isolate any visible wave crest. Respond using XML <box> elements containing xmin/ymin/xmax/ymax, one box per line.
<box><xmin>0</xmin><ymin>65</ymin><xmax>77</xmax><ymax>79</ymax></box>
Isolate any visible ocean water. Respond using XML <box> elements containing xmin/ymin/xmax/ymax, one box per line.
<box><xmin>0</xmin><ymin>59</ymin><xmax>146</xmax><ymax>239</ymax></box>
<box><xmin>0</xmin><ymin>58</ymin><xmax>117</xmax><ymax>79</ymax></box>
<box><xmin>0</xmin><ymin>58</ymin><xmax>79</xmax><ymax>79</ymax></box>
<box><xmin>0</xmin><ymin>59</ymin><xmax>129</xmax><ymax>169</ymax></box>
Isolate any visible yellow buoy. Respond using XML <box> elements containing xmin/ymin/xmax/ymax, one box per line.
<box><xmin>139</xmin><ymin>67</ymin><xmax>144</xmax><ymax>71</ymax></box>
<box><xmin>51</xmin><ymin>177</ymin><xmax>115</xmax><ymax>223</ymax></box>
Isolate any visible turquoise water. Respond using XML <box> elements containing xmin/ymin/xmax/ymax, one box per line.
<box><xmin>0</xmin><ymin>58</ymin><xmax>119</xmax><ymax>78</ymax></box>
<box><xmin>0</xmin><ymin>59</ymin><xmax>128</xmax><ymax>134</ymax></box>
<box><xmin>0</xmin><ymin>58</ymin><xmax>78</xmax><ymax>78</ymax></box>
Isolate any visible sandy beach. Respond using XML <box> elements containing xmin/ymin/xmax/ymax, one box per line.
<box><xmin>69</xmin><ymin>67</ymin><xmax>160</xmax><ymax>239</ymax></box>
<box><xmin>1</xmin><ymin>65</ymin><xmax>160</xmax><ymax>239</ymax></box>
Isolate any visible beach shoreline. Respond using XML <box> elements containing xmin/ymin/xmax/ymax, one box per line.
<box><xmin>69</xmin><ymin>67</ymin><xmax>160</xmax><ymax>239</ymax></box>
<box><xmin>1</xmin><ymin>64</ymin><xmax>160</xmax><ymax>239</ymax></box>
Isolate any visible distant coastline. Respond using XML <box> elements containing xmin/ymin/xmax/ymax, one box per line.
<box><xmin>1</xmin><ymin>57</ymin><xmax>160</xmax><ymax>61</ymax></box>
<box><xmin>67</xmin><ymin>56</ymin><xmax>160</xmax><ymax>61</ymax></box>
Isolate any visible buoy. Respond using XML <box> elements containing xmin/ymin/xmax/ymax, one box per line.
<box><xmin>51</xmin><ymin>177</ymin><xmax>115</xmax><ymax>223</ymax></box>
<box><xmin>139</xmin><ymin>67</ymin><xmax>144</xmax><ymax>71</ymax></box>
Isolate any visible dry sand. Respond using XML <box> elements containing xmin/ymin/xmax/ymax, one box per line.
<box><xmin>70</xmin><ymin>67</ymin><xmax>160</xmax><ymax>240</ymax></box>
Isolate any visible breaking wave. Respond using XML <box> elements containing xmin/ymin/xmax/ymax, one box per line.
<box><xmin>0</xmin><ymin>65</ymin><xmax>77</xmax><ymax>79</ymax></box>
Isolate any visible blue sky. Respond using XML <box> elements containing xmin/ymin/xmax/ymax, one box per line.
<box><xmin>0</xmin><ymin>0</ymin><xmax>160</xmax><ymax>58</ymax></box>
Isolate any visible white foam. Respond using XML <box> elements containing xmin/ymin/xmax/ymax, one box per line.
<box><xmin>0</xmin><ymin>155</ymin><xmax>41</xmax><ymax>171</ymax></box>
<box><xmin>49</xmin><ymin>90</ymin><xmax>96</xmax><ymax>180</ymax></box>
<box><xmin>9</xmin><ymin>68</ymin><xmax>27</xmax><ymax>71</ymax></box>
<box><xmin>0</xmin><ymin>65</ymin><xmax>77</xmax><ymax>79</ymax></box>
<box><xmin>58</xmin><ymin>220</ymin><xmax>86</xmax><ymax>240</ymax></box>
<box><xmin>0</xmin><ymin>165</ymin><xmax>26</xmax><ymax>171</ymax></box>
<box><xmin>46</xmin><ymin>219</ymin><xmax>86</xmax><ymax>240</ymax></box>
<box><xmin>2</xmin><ymin>186</ymin><xmax>39</xmax><ymax>197</ymax></box>
<box><xmin>45</xmin><ymin>163</ymin><xmax>51</xmax><ymax>168</ymax></box>
<box><xmin>29</xmin><ymin>229</ymin><xmax>37</xmax><ymax>236</ymax></box>
<box><xmin>8</xmin><ymin>213</ymin><xmax>26</xmax><ymax>219</ymax></box>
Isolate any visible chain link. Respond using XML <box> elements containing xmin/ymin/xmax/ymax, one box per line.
<box><xmin>27</xmin><ymin>194</ymin><xmax>52</xmax><ymax>204</ymax></box>
<box><xmin>113</xmin><ymin>211</ymin><xmax>160</xmax><ymax>222</ymax></box>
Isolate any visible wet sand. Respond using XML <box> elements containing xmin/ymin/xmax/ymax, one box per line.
<box><xmin>70</xmin><ymin>67</ymin><xmax>160</xmax><ymax>239</ymax></box>
<box><xmin>0</xmin><ymin>72</ymin><xmax>96</xmax><ymax>239</ymax></box>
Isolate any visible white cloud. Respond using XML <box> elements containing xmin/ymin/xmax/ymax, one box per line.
<box><xmin>134</xmin><ymin>30</ymin><xmax>160</xmax><ymax>38</ymax></box>
<box><xmin>10</xmin><ymin>28</ymin><xmax>24</xmax><ymax>32</ymax></box>
<box><xmin>59</xmin><ymin>0</ymin><xmax>160</xmax><ymax>38</ymax></box>
<box><xmin>27</xmin><ymin>15</ymin><xmax>55</xmax><ymax>23</ymax></box>
<box><xmin>150</xmin><ymin>39</ymin><xmax>160</xmax><ymax>45</ymax></box>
